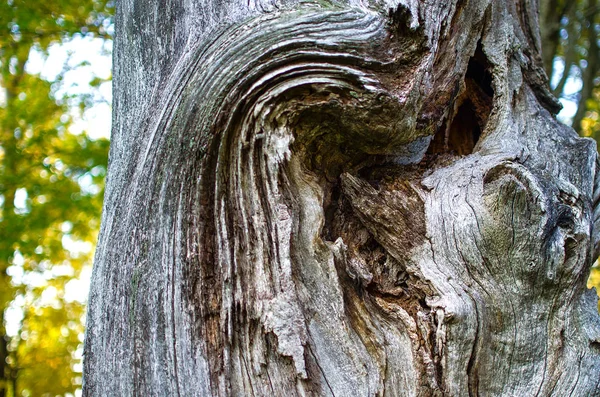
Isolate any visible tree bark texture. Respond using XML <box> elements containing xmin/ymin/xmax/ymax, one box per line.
<box><xmin>84</xmin><ymin>0</ymin><xmax>600</xmax><ymax>395</ymax></box>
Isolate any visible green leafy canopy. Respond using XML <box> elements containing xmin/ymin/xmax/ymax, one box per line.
<box><xmin>0</xmin><ymin>1</ymin><xmax>113</xmax><ymax>396</ymax></box>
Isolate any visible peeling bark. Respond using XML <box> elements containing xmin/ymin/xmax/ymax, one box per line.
<box><xmin>84</xmin><ymin>0</ymin><xmax>600</xmax><ymax>395</ymax></box>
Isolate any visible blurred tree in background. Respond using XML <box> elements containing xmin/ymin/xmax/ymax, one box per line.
<box><xmin>0</xmin><ymin>0</ymin><xmax>598</xmax><ymax>396</ymax></box>
<box><xmin>0</xmin><ymin>1</ymin><xmax>112</xmax><ymax>396</ymax></box>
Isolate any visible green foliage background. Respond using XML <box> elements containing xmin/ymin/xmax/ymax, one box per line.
<box><xmin>0</xmin><ymin>1</ymin><xmax>599</xmax><ymax>396</ymax></box>
<box><xmin>0</xmin><ymin>0</ymin><xmax>112</xmax><ymax>395</ymax></box>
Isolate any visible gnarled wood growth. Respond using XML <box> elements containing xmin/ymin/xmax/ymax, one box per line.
<box><xmin>84</xmin><ymin>0</ymin><xmax>600</xmax><ymax>395</ymax></box>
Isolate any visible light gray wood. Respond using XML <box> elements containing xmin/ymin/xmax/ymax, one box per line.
<box><xmin>83</xmin><ymin>0</ymin><xmax>600</xmax><ymax>395</ymax></box>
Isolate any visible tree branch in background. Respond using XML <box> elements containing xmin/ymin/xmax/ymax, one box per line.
<box><xmin>552</xmin><ymin>5</ymin><xmax>579</xmax><ymax>97</ymax></box>
<box><xmin>573</xmin><ymin>0</ymin><xmax>600</xmax><ymax>133</ymax></box>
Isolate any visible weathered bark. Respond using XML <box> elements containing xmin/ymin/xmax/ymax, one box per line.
<box><xmin>83</xmin><ymin>0</ymin><xmax>600</xmax><ymax>395</ymax></box>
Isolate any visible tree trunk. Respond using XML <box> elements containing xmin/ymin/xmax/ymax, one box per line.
<box><xmin>83</xmin><ymin>0</ymin><xmax>600</xmax><ymax>395</ymax></box>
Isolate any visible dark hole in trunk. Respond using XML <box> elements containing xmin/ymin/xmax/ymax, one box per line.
<box><xmin>466</xmin><ymin>42</ymin><xmax>494</xmax><ymax>97</ymax></box>
<box><xmin>447</xmin><ymin>99</ymin><xmax>481</xmax><ymax>155</ymax></box>
<box><xmin>427</xmin><ymin>40</ymin><xmax>493</xmax><ymax>156</ymax></box>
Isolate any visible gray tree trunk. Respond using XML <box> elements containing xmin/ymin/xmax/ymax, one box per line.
<box><xmin>83</xmin><ymin>0</ymin><xmax>600</xmax><ymax>395</ymax></box>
